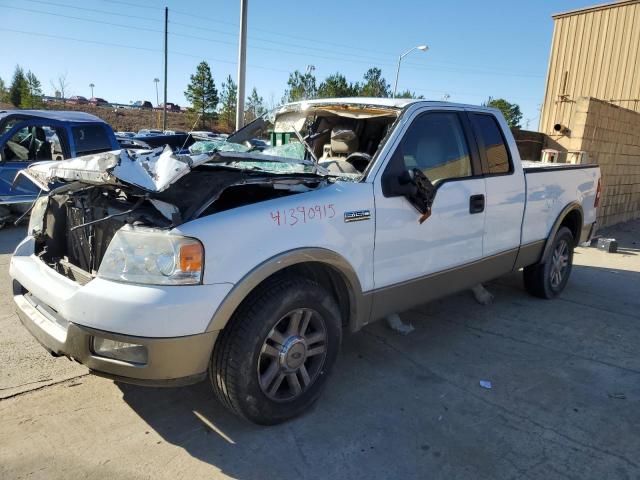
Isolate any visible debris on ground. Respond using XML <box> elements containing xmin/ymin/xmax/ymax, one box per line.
<box><xmin>385</xmin><ymin>313</ymin><xmax>415</xmax><ymax>335</ymax></box>
<box><xmin>608</xmin><ymin>392</ymin><xmax>626</xmax><ymax>400</ymax></box>
<box><xmin>479</xmin><ymin>380</ymin><xmax>492</xmax><ymax>389</ymax></box>
<box><xmin>597</xmin><ymin>238</ymin><xmax>618</xmax><ymax>253</ymax></box>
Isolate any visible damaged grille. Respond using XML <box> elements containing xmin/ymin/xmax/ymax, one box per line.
<box><xmin>37</xmin><ymin>186</ymin><xmax>169</xmax><ymax>282</ymax></box>
<box><xmin>35</xmin><ymin>167</ymin><xmax>326</xmax><ymax>284</ymax></box>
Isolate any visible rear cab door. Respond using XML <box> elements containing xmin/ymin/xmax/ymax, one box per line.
<box><xmin>464</xmin><ymin>108</ymin><xmax>525</xmax><ymax>259</ymax></box>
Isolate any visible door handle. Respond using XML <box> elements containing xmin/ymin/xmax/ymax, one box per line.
<box><xmin>469</xmin><ymin>194</ymin><xmax>485</xmax><ymax>214</ymax></box>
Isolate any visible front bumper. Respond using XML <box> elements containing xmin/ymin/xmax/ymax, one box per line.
<box><xmin>13</xmin><ymin>285</ymin><xmax>218</xmax><ymax>386</ymax></box>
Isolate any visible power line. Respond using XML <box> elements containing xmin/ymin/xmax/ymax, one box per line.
<box><xmin>5</xmin><ymin>0</ymin><xmax>544</xmax><ymax>78</ymax></box>
<box><xmin>1</xmin><ymin>2</ymin><xmax>543</xmax><ymax>79</ymax></box>
<box><xmin>96</xmin><ymin>0</ymin><xmax>543</xmax><ymax>77</ymax></box>
<box><xmin>0</xmin><ymin>27</ymin><xmax>290</xmax><ymax>73</ymax></box>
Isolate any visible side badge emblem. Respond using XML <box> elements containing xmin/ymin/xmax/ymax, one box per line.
<box><xmin>344</xmin><ymin>210</ymin><xmax>371</xmax><ymax>223</ymax></box>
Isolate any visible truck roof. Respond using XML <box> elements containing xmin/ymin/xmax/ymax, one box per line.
<box><xmin>0</xmin><ymin>109</ymin><xmax>107</xmax><ymax>124</ymax></box>
<box><xmin>280</xmin><ymin>97</ymin><xmax>496</xmax><ymax>113</ymax></box>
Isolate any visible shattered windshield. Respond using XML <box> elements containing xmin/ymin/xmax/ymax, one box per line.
<box><xmin>187</xmin><ymin>102</ymin><xmax>401</xmax><ymax>179</ymax></box>
<box><xmin>187</xmin><ymin>108</ymin><xmax>318</xmax><ymax>175</ymax></box>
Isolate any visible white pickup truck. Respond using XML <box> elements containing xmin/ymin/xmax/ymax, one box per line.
<box><xmin>10</xmin><ymin>98</ymin><xmax>601</xmax><ymax>424</ymax></box>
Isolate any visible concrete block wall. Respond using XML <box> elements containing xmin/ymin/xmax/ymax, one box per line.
<box><xmin>544</xmin><ymin>97</ymin><xmax>640</xmax><ymax>228</ymax></box>
<box><xmin>579</xmin><ymin>98</ymin><xmax>640</xmax><ymax>227</ymax></box>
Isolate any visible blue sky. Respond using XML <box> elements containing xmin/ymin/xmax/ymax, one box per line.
<box><xmin>0</xmin><ymin>0</ymin><xmax>597</xmax><ymax>130</ymax></box>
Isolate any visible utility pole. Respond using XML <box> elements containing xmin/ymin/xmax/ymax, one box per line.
<box><xmin>163</xmin><ymin>7</ymin><xmax>168</xmax><ymax>131</ymax></box>
<box><xmin>235</xmin><ymin>0</ymin><xmax>248</xmax><ymax>130</ymax></box>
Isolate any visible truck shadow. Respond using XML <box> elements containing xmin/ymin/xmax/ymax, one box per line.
<box><xmin>117</xmin><ymin>261</ymin><xmax>640</xmax><ymax>479</ymax></box>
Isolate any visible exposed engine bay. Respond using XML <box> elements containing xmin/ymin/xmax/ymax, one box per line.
<box><xmin>22</xmin><ymin>100</ymin><xmax>403</xmax><ymax>282</ymax></box>
<box><xmin>32</xmin><ymin>166</ymin><xmax>327</xmax><ymax>281</ymax></box>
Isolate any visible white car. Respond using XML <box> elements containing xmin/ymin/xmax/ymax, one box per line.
<box><xmin>10</xmin><ymin>98</ymin><xmax>601</xmax><ymax>424</ymax></box>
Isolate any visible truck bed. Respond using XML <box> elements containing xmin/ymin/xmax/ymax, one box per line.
<box><xmin>521</xmin><ymin>161</ymin><xmax>600</xmax><ymax>246</ymax></box>
<box><xmin>522</xmin><ymin>160</ymin><xmax>599</xmax><ymax>173</ymax></box>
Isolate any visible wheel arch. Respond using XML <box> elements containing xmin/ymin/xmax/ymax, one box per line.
<box><xmin>205</xmin><ymin>248</ymin><xmax>370</xmax><ymax>334</ymax></box>
<box><xmin>541</xmin><ymin>202</ymin><xmax>583</xmax><ymax>263</ymax></box>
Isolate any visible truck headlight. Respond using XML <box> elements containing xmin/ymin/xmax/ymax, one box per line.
<box><xmin>28</xmin><ymin>196</ymin><xmax>48</xmax><ymax>236</ymax></box>
<box><xmin>97</xmin><ymin>226</ymin><xmax>204</xmax><ymax>285</ymax></box>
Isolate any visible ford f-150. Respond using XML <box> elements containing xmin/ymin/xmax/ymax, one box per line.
<box><xmin>9</xmin><ymin>98</ymin><xmax>601</xmax><ymax>424</ymax></box>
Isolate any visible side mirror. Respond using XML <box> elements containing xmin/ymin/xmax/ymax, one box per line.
<box><xmin>384</xmin><ymin>169</ymin><xmax>418</xmax><ymax>197</ymax></box>
<box><xmin>384</xmin><ymin>168</ymin><xmax>437</xmax><ymax>223</ymax></box>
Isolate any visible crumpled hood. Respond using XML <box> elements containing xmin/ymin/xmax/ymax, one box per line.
<box><xmin>21</xmin><ymin>146</ymin><xmax>212</xmax><ymax>192</ymax></box>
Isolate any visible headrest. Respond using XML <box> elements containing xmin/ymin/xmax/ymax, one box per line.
<box><xmin>35</xmin><ymin>127</ymin><xmax>47</xmax><ymax>142</ymax></box>
<box><xmin>330</xmin><ymin>126</ymin><xmax>358</xmax><ymax>154</ymax></box>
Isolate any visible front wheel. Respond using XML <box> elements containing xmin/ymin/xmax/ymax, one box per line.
<box><xmin>523</xmin><ymin>226</ymin><xmax>575</xmax><ymax>299</ymax></box>
<box><xmin>210</xmin><ymin>274</ymin><xmax>342</xmax><ymax>425</ymax></box>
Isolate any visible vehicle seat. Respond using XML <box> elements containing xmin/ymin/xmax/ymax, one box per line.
<box><xmin>35</xmin><ymin>127</ymin><xmax>52</xmax><ymax>160</ymax></box>
<box><xmin>318</xmin><ymin>126</ymin><xmax>361</xmax><ymax>174</ymax></box>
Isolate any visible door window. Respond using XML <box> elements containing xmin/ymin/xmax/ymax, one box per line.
<box><xmin>72</xmin><ymin>125</ymin><xmax>112</xmax><ymax>156</ymax></box>
<box><xmin>2</xmin><ymin>125</ymin><xmax>61</xmax><ymax>162</ymax></box>
<box><xmin>395</xmin><ymin>112</ymin><xmax>472</xmax><ymax>184</ymax></box>
<box><xmin>470</xmin><ymin>114</ymin><xmax>511</xmax><ymax>174</ymax></box>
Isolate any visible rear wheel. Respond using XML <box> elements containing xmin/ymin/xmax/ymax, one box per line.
<box><xmin>523</xmin><ymin>226</ymin><xmax>574</xmax><ymax>299</ymax></box>
<box><xmin>210</xmin><ymin>274</ymin><xmax>342</xmax><ymax>425</ymax></box>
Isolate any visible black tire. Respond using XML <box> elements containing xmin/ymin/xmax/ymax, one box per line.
<box><xmin>210</xmin><ymin>274</ymin><xmax>342</xmax><ymax>425</ymax></box>
<box><xmin>523</xmin><ymin>226</ymin><xmax>575</xmax><ymax>299</ymax></box>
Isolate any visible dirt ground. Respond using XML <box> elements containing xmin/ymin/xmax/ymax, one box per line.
<box><xmin>1</xmin><ymin>221</ymin><xmax>639</xmax><ymax>480</ymax></box>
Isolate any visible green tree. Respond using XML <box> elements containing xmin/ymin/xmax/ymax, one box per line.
<box><xmin>9</xmin><ymin>65</ymin><xmax>28</xmax><ymax>107</ymax></box>
<box><xmin>184</xmin><ymin>61</ymin><xmax>219</xmax><ymax>127</ymax></box>
<box><xmin>359</xmin><ymin>67</ymin><xmax>390</xmax><ymax>98</ymax></box>
<box><xmin>0</xmin><ymin>76</ymin><xmax>6</xmax><ymax>103</ymax></box>
<box><xmin>282</xmin><ymin>70</ymin><xmax>317</xmax><ymax>103</ymax></box>
<box><xmin>244</xmin><ymin>87</ymin><xmax>265</xmax><ymax>123</ymax></box>
<box><xmin>484</xmin><ymin>97</ymin><xmax>523</xmax><ymax>128</ymax></box>
<box><xmin>395</xmin><ymin>89</ymin><xmax>423</xmax><ymax>99</ymax></box>
<box><xmin>218</xmin><ymin>75</ymin><xmax>238</xmax><ymax>130</ymax></box>
<box><xmin>317</xmin><ymin>72</ymin><xmax>359</xmax><ymax>98</ymax></box>
<box><xmin>24</xmin><ymin>71</ymin><xmax>44</xmax><ymax>108</ymax></box>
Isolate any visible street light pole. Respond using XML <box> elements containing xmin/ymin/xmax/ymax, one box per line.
<box><xmin>154</xmin><ymin>78</ymin><xmax>160</xmax><ymax>107</ymax></box>
<box><xmin>393</xmin><ymin>45</ymin><xmax>428</xmax><ymax>98</ymax></box>
<box><xmin>89</xmin><ymin>83</ymin><xmax>95</xmax><ymax>98</ymax></box>
<box><xmin>235</xmin><ymin>0</ymin><xmax>248</xmax><ymax>130</ymax></box>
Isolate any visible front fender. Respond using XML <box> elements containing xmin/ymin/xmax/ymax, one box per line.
<box><xmin>204</xmin><ymin>247</ymin><xmax>371</xmax><ymax>333</ymax></box>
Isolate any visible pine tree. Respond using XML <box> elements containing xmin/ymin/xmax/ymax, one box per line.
<box><xmin>0</xmin><ymin>77</ymin><xmax>6</xmax><ymax>103</ymax></box>
<box><xmin>317</xmin><ymin>73</ymin><xmax>359</xmax><ymax>98</ymax></box>
<box><xmin>24</xmin><ymin>71</ymin><xmax>44</xmax><ymax>108</ymax></box>
<box><xmin>245</xmin><ymin>87</ymin><xmax>265</xmax><ymax>123</ymax></box>
<box><xmin>218</xmin><ymin>75</ymin><xmax>238</xmax><ymax>131</ymax></box>
<box><xmin>359</xmin><ymin>68</ymin><xmax>390</xmax><ymax>98</ymax></box>
<box><xmin>9</xmin><ymin>65</ymin><xmax>28</xmax><ymax>107</ymax></box>
<box><xmin>282</xmin><ymin>70</ymin><xmax>317</xmax><ymax>103</ymax></box>
<box><xmin>184</xmin><ymin>61</ymin><xmax>219</xmax><ymax>127</ymax></box>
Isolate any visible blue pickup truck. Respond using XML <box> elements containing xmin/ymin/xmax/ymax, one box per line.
<box><xmin>0</xmin><ymin>110</ymin><xmax>120</xmax><ymax>226</ymax></box>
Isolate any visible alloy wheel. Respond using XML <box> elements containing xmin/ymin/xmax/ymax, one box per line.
<box><xmin>550</xmin><ymin>239</ymin><xmax>570</xmax><ymax>288</ymax></box>
<box><xmin>257</xmin><ymin>308</ymin><xmax>327</xmax><ymax>402</ymax></box>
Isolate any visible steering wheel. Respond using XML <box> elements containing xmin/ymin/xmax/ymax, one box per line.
<box><xmin>345</xmin><ymin>152</ymin><xmax>372</xmax><ymax>173</ymax></box>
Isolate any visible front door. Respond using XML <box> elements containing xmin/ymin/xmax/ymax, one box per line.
<box><xmin>0</xmin><ymin>123</ymin><xmax>65</xmax><ymax>205</ymax></box>
<box><xmin>371</xmin><ymin>109</ymin><xmax>486</xmax><ymax>315</ymax></box>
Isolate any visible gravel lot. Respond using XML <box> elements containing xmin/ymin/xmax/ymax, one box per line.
<box><xmin>1</xmin><ymin>221</ymin><xmax>639</xmax><ymax>480</ymax></box>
